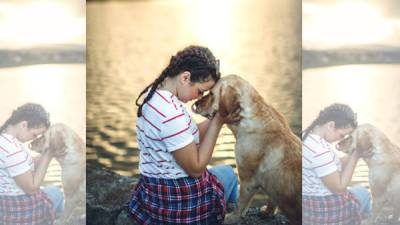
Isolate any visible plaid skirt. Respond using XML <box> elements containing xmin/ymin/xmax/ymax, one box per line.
<box><xmin>302</xmin><ymin>191</ymin><xmax>361</xmax><ymax>225</ymax></box>
<box><xmin>128</xmin><ymin>170</ymin><xmax>226</xmax><ymax>225</ymax></box>
<box><xmin>0</xmin><ymin>191</ymin><xmax>55</xmax><ymax>225</ymax></box>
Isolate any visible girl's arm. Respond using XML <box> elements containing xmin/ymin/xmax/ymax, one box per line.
<box><xmin>321</xmin><ymin>150</ymin><xmax>360</xmax><ymax>194</ymax></box>
<box><xmin>32</xmin><ymin>155</ymin><xmax>41</xmax><ymax>167</ymax></box>
<box><xmin>197</xmin><ymin>119</ymin><xmax>211</xmax><ymax>141</ymax></box>
<box><xmin>14</xmin><ymin>150</ymin><xmax>53</xmax><ymax>194</ymax></box>
<box><xmin>339</xmin><ymin>154</ymin><xmax>350</xmax><ymax>167</ymax></box>
<box><xmin>173</xmin><ymin>113</ymin><xmax>224</xmax><ymax>178</ymax></box>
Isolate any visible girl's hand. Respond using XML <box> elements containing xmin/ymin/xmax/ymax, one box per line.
<box><xmin>42</xmin><ymin>148</ymin><xmax>54</xmax><ymax>159</ymax></box>
<box><xmin>213</xmin><ymin>107</ymin><xmax>242</xmax><ymax>125</ymax></box>
<box><xmin>351</xmin><ymin>148</ymin><xmax>362</xmax><ymax>159</ymax></box>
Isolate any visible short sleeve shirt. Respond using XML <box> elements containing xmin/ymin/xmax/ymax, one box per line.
<box><xmin>0</xmin><ymin>134</ymin><xmax>34</xmax><ymax>195</ymax></box>
<box><xmin>302</xmin><ymin>134</ymin><xmax>341</xmax><ymax>196</ymax></box>
<box><xmin>137</xmin><ymin>90</ymin><xmax>200</xmax><ymax>179</ymax></box>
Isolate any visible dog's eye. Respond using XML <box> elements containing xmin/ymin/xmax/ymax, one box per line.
<box><xmin>343</xmin><ymin>135</ymin><xmax>352</xmax><ymax>142</ymax></box>
<box><xmin>35</xmin><ymin>134</ymin><xmax>44</xmax><ymax>141</ymax></box>
<box><xmin>202</xmin><ymin>90</ymin><xmax>210</xmax><ymax>96</ymax></box>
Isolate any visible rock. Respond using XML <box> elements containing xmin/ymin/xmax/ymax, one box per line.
<box><xmin>86</xmin><ymin>163</ymin><xmax>137</xmax><ymax>225</ymax></box>
<box><xmin>115</xmin><ymin>209</ymin><xmax>139</xmax><ymax>225</ymax></box>
<box><xmin>86</xmin><ymin>163</ymin><xmax>291</xmax><ymax>225</ymax></box>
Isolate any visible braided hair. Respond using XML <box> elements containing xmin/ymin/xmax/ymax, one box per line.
<box><xmin>302</xmin><ymin>103</ymin><xmax>357</xmax><ymax>140</ymax></box>
<box><xmin>0</xmin><ymin>103</ymin><xmax>50</xmax><ymax>134</ymax></box>
<box><xmin>135</xmin><ymin>45</ymin><xmax>221</xmax><ymax>117</ymax></box>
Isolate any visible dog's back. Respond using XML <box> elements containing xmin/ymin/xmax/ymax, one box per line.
<box><xmin>351</xmin><ymin>124</ymin><xmax>400</xmax><ymax>221</ymax></box>
<box><xmin>228</xmin><ymin>77</ymin><xmax>302</xmax><ymax>223</ymax></box>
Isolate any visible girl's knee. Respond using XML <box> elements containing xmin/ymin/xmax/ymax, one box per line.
<box><xmin>42</xmin><ymin>186</ymin><xmax>64</xmax><ymax>205</ymax></box>
<box><xmin>351</xmin><ymin>186</ymin><xmax>371</xmax><ymax>199</ymax></box>
<box><xmin>43</xmin><ymin>186</ymin><xmax>63</xmax><ymax>196</ymax></box>
<box><xmin>220</xmin><ymin>165</ymin><xmax>235</xmax><ymax>175</ymax></box>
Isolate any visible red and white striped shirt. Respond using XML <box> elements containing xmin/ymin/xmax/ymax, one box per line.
<box><xmin>302</xmin><ymin>134</ymin><xmax>341</xmax><ymax>196</ymax></box>
<box><xmin>137</xmin><ymin>90</ymin><xmax>200</xmax><ymax>179</ymax></box>
<box><xmin>0</xmin><ymin>133</ymin><xmax>34</xmax><ymax>196</ymax></box>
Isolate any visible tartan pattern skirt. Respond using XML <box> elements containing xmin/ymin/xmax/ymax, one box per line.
<box><xmin>128</xmin><ymin>170</ymin><xmax>226</xmax><ymax>225</ymax></box>
<box><xmin>302</xmin><ymin>191</ymin><xmax>361</xmax><ymax>225</ymax></box>
<box><xmin>0</xmin><ymin>191</ymin><xmax>55</xmax><ymax>225</ymax></box>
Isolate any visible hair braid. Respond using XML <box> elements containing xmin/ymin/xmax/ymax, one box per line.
<box><xmin>302</xmin><ymin>103</ymin><xmax>357</xmax><ymax>140</ymax></box>
<box><xmin>0</xmin><ymin>103</ymin><xmax>50</xmax><ymax>134</ymax></box>
<box><xmin>0</xmin><ymin>118</ymin><xmax>11</xmax><ymax>134</ymax></box>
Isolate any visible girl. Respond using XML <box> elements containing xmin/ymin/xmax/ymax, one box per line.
<box><xmin>0</xmin><ymin>103</ymin><xmax>64</xmax><ymax>225</ymax></box>
<box><xmin>302</xmin><ymin>103</ymin><xmax>371</xmax><ymax>225</ymax></box>
<box><xmin>129</xmin><ymin>46</ymin><xmax>239</xmax><ymax>224</ymax></box>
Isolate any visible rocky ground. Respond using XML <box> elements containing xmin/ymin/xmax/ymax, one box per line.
<box><xmin>86</xmin><ymin>163</ymin><xmax>291</xmax><ymax>225</ymax></box>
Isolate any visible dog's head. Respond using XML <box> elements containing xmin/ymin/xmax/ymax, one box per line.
<box><xmin>336</xmin><ymin>124</ymin><xmax>375</xmax><ymax>158</ymax></box>
<box><xmin>29</xmin><ymin>123</ymin><xmax>67</xmax><ymax>158</ymax></box>
<box><xmin>192</xmin><ymin>75</ymin><xmax>243</xmax><ymax>123</ymax></box>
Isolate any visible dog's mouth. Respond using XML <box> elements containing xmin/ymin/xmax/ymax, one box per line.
<box><xmin>191</xmin><ymin>103</ymin><xmax>217</xmax><ymax>119</ymax></box>
<box><xmin>335</xmin><ymin>143</ymin><xmax>353</xmax><ymax>154</ymax></box>
<box><xmin>204</xmin><ymin>111</ymin><xmax>217</xmax><ymax>120</ymax></box>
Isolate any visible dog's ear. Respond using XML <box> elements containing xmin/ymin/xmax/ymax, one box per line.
<box><xmin>356</xmin><ymin>131</ymin><xmax>373</xmax><ymax>156</ymax></box>
<box><xmin>219</xmin><ymin>85</ymin><xmax>240</xmax><ymax>119</ymax></box>
<box><xmin>50</xmin><ymin>127</ymin><xmax>66</xmax><ymax>150</ymax></box>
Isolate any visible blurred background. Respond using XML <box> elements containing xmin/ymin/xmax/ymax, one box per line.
<box><xmin>0</xmin><ymin>0</ymin><xmax>85</xmax><ymax>222</ymax></box>
<box><xmin>87</xmin><ymin>0</ymin><xmax>301</xmax><ymax>206</ymax></box>
<box><xmin>303</xmin><ymin>0</ymin><xmax>400</xmax><ymax>188</ymax></box>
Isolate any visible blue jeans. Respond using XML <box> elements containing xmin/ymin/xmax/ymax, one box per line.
<box><xmin>209</xmin><ymin>165</ymin><xmax>239</xmax><ymax>204</ymax></box>
<box><xmin>349</xmin><ymin>186</ymin><xmax>372</xmax><ymax>217</ymax></box>
<box><xmin>41</xmin><ymin>186</ymin><xmax>64</xmax><ymax>217</ymax></box>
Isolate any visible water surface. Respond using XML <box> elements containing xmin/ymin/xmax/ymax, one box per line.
<box><xmin>0</xmin><ymin>64</ymin><xmax>86</xmax><ymax>186</ymax></box>
<box><xmin>303</xmin><ymin>64</ymin><xmax>400</xmax><ymax>187</ymax></box>
<box><xmin>87</xmin><ymin>0</ymin><xmax>301</xmax><ymax>179</ymax></box>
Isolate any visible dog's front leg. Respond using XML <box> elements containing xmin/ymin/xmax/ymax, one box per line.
<box><xmin>368</xmin><ymin>196</ymin><xmax>386</xmax><ymax>225</ymax></box>
<box><xmin>54</xmin><ymin>201</ymin><xmax>73</xmax><ymax>225</ymax></box>
<box><xmin>224</xmin><ymin>179</ymin><xmax>258</xmax><ymax>224</ymax></box>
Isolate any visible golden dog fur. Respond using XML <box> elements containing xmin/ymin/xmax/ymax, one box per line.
<box><xmin>193</xmin><ymin>75</ymin><xmax>301</xmax><ymax>225</ymax></box>
<box><xmin>337</xmin><ymin>123</ymin><xmax>400</xmax><ymax>223</ymax></box>
<box><xmin>30</xmin><ymin>123</ymin><xmax>86</xmax><ymax>223</ymax></box>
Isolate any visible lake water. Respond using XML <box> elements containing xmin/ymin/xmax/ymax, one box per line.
<box><xmin>303</xmin><ymin>64</ymin><xmax>400</xmax><ymax>187</ymax></box>
<box><xmin>0</xmin><ymin>63</ymin><xmax>86</xmax><ymax>187</ymax></box>
<box><xmin>86</xmin><ymin>0</ymin><xmax>301</xmax><ymax>180</ymax></box>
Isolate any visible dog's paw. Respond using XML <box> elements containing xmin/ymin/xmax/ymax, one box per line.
<box><xmin>224</xmin><ymin>212</ymin><xmax>241</xmax><ymax>224</ymax></box>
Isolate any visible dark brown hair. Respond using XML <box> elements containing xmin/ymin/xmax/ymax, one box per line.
<box><xmin>135</xmin><ymin>45</ymin><xmax>220</xmax><ymax>117</ymax></box>
<box><xmin>302</xmin><ymin>103</ymin><xmax>357</xmax><ymax>140</ymax></box>
<box><xmin>0</xmin><ymin>103</ymin><xmax>50</xmax><ymax>134</ymax></box>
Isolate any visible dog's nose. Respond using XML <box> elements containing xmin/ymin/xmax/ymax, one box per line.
<box><xmin>191</xmin><ymin>103</ymin><xmax>197</xmax><ymax>113</ymax></box>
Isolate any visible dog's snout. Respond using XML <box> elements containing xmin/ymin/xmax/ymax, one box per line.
<box><xmin>191</xmin><ymin>102</ymin><xmax>198</xmax><ymax>113</ymax></box>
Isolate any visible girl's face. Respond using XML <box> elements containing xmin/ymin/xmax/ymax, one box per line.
<box><xmin>177</xmin><ymin>72</ymin><xmax>215</xmax><ymax>103</ymax></box>
<box><xmin>325</xmin><ymin>122</ymin><xmax>354</xmax><ymax>143</ymax></box>
<box><xmin>17</xmin><ymin>121</ymin><xmax>47</xmax><ymax>143</ymax></box>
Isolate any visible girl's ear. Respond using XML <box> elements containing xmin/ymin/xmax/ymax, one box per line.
<box><xmin>19</xmin><ymin>121</ymin><xmax>28</xmax><ymax>129</ymax></box>
<box><xmin>326</xmin><ymin>121</ymin><xmax>335</xmax><ymax>130</ymax></box>
<box><xmin>180</xmin><ymin>71</ymin><xmax>191</xmax><ymax>84</ymax></box>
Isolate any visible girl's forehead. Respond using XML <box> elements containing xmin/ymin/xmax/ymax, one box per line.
<box><xmin>30</xmin><ymin>126</ymin><xmax>47</xmax><ymax>133</ymax></box>
<box><xmin>338</xmin><ymin>127</ymin><xmax>354</xmax><ymax>134</ymax></box>
<box><xmin>197</xmin><ymin>80</ymin><xmax>215</xmax><ymax>89</ymax></box>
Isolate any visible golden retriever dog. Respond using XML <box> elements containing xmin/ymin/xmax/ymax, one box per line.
<box><xmin>30</xmin><ymin>123</ymin><xmax>86</xmax><ymax>223</ymax></box>
<box><xmin>337</xmin><ymin>123</ymin><xmax>400</xmax><ymax>223</ymax></box>
<box><xmin>193</xmin><ymin>75</ymin><xmax>301</xmax><ymax>225</ymax></box>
